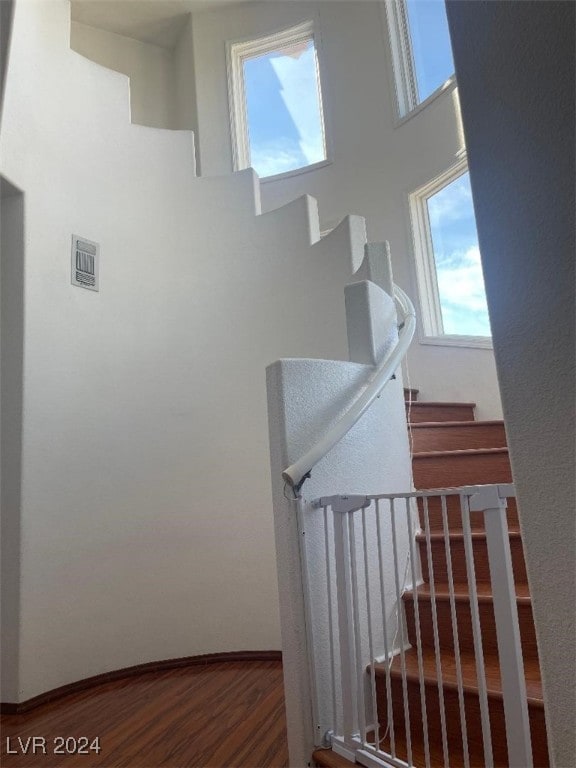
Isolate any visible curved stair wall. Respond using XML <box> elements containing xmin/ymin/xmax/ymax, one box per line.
<box><xmin>1</xmin><ymin>0</ymin><xmax>380</xmax><ymax>703</ymax></box>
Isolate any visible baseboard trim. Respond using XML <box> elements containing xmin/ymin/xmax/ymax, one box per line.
<box><xmin>0</xmin><ymin>650</ymin><xmax>282</xmax><ymax>714</ymax></box>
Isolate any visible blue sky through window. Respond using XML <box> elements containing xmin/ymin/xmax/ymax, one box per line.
<box><xmin>405</xmin><ymin>0</ymin><xmax>454</xmax><ymax>102</ymax></box>
<box><xmin>243</xmin><ymin>39</ymin><xmax>325</xmax><ymax>177</ymax></box>
<box><xmin>427</xmin><ymin>173</ymin><xmax>491</xmax><ymax>336</ymax></box>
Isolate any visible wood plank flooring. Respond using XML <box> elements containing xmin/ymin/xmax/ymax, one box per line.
<box><xmin>0</xmin><ymin>661</ymin><xmax>289</xmax><ymax>768</ymax></box>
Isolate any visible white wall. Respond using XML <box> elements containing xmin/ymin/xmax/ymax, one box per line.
<box><xmin>1</xmin><ymin>0</ymin><xmax>384</xmax><ymax>701</ymax></box>
<box><xmin>191</xmin><ymin>0</ymin><xmax>503</xmax><ymax>418</ymax></box>
<box><xmin>173</xmin><ymin>16</ymin><xmax>199</xmax><ymax>138</ymax></box>
<box><xmin>0</xmin><ymin>0</ymin><xmax>14</xmax><ymax>124</ymax></box>
<box><xmin>70</xmin><ymin>20</ymin><xmax>178</xmax><ymax>129</ymax></box>
<box><xmin>445</xmin><ymin>2</ymin><xmax>575</xmax><ymax>765</ymax></box>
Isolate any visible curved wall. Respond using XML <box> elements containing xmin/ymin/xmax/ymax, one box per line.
<box><xmin>0</xmin><ymin>0</ymin><xmax>373</xmax><ymax>701</ymax></box>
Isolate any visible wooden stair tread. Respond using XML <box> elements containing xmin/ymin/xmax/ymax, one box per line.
<box><xmin>413</xmin><ymin>448</ymin><xmax>512</xmax><ymax>487</ymax></box>
<box><xmin>314</xmin><ymin>740</ymin><xmax>469</xmax><ymax>768</ymax></box>
<box><xmin>375</xmin><ymin>727</ymin><xmax>529</xmax><ymax>767</ymax></box>
<box><xmin>416</xmin><ymin>528</ymin><xmax>528</xmax><ymax>584</ymax></box>
<box><xmin>414</xmin><ymin>447</ymin><xmax>509</xmax><ymax>459</ymax></box>
<box><xmin>312</xmin><ymin>748</ymin><xmax>355</xmax><ymax>767</ymax></box>
<box><xmin>403</xmin><ymin>582</ymin><xmax>538</xmax><ymax>660</ymax></box>
<box><xmin>416</xmin><ymin>529</ymin><xmax>522</xmax><ymax>541</ymax></box>
<box><xmin>314</xmin><ymin>743</ymin><xmax>454</xmax><ymax>768</ymax></box>
<box><xmin>417</xmin><ymin>525</ymin><xmax>522</xmax><ymax>536</ymax></box>
<box><xmin>410</xmin><ymin>420</ymin><xmax>504</xmax><ymax>429</ymax></box>
<box><xmin>407</xmin><ymin>581</ymin><xmax>532</xmax><ymax>603</ymax></box>
<box><xmin>374</xmin><ymin>734</ymin><xmax>477</xmax><ymax>768</ymax></box>
<box><xmin>374</xmin><ymin>648</ymin><xmax>544</xmax><ymax>705</ymax></box>
<box><xmin>369</xmin><ymin>735</ymin><xmax>451</xmax><ymax>768</ymax></box>
<box><xmin>408</xmin><ymin>401</ymin><xmax>476</xmax><ymax>408</ymax></box>
<box><xmin>410</xmin><ymin>485</ymin><xmax>516</xmax><ymax>498</ymax></box>
<box><xmin>407</xmin><ymin>402</ymin><xmax>476</xmax><ymax>423</ymax></box>
<box><xmin>414</xmin><ymin>494</ymin><xmax>520</xmax><ymax>533</ymax></box>
<box><xmin>410</xmin><ymin>421</ymin><xmax>508</xmax><ymax>451</ymax></box>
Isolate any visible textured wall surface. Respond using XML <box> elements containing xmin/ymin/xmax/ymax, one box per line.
<box><xmin>446</xmin><ymin>2</ymin><xmax>575</xmax><ymax>765</ymax></box>
<box><xmin>267</xmin><ymin>350</ymin><xmax>413</xmax><ymax>766</ymax></box>
<box><xmin>0</xmin><ymin>0</ymin><xmax>14</xmax><ymax>124</ymax></box>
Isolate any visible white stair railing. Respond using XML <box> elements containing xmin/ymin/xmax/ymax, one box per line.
<box><xmin>282</xmin><ymin>284</ymin><xmax>416</xmax><ymax>493</ymax></box>
<box><xmin>304</xmin><ymin>484</ymin><xmax>535</xmax><ymax>768</ymax></box>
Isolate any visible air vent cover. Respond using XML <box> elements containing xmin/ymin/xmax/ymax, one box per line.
<box><xmin>71</xmin><ymin>235</ymin><xmax>99</xmax><ymax>291</ymax></box>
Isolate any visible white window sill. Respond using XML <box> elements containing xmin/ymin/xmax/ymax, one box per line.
<box><xmin>259</xmin><ymin>158</ymin><xmax>332</xmax><ymax>184</ymax></box>
<box><xmin>420</xmin><ymin>334</ymin><xmax>493</xmax><ymax>350</ymax></box>
<box><xmin>395</xmin><ymin>76</ymin><xmax>458</xmax><ymax>128</ymax></box>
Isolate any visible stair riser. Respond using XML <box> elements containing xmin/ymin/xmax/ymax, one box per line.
<box><xmin>417</xmin><ymin>536</ymin><xmax>528</xmax><ymax>584</ymax></box>
<box><xmin>417</xmin><ymin>496</ymin><xmax>520</xmax><ymax>532</ymax></box>
<box><xmin>410</xmin><ymin>423</ymin><xmax>507</xmax><ymax>452</ymax></box>
<box><xmin>404</xmin><ymin>596</ymin><xmax>538</xmax><ymax>661</ymax></box>
<box><xmin>413</xmin><ymin>451</ymin><xmax>512</xmax><ymax>489</ymax></box>
<box><xmin>376</xmin><ymin>676</ymin><xmax>549</xmax><ymax>767</ymax></box>
<box><xmin>407</xmin><ymin>404</ymin><xmax>475</xmax><ymax>423</ymax></box>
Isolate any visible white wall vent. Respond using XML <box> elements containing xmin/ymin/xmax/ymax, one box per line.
<box><xmin>71</xmin><ymin>235</ymin><xmax>99</xmax><ymax>291</ymax></box>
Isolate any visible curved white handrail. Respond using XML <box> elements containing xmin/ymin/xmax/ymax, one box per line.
<box><xmin>282</xmin><ymin>284</ymin><xmax>416</xmax><ymax>491</ymax></box>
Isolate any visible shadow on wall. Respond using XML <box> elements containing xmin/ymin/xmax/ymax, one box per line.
<box><xmin>1</xmin><ymin>175</ymin><xmax>24</xmax><ymax>702</ymax></box>
<box><xmin>69</xmin><ymin>6</ymin><xmax>195</xmax><ymax>133</ymax></box>
<box><xmin>0</xmin><ymin>0</ymin><xmax>15</xmax><ymax>124</ymax></box>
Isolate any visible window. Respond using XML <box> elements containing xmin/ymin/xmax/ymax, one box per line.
<box><xmin>410</xmin><ymin>161</ymin><xmax>491</xmax><ymax>346</ymax></box>
<box><xmin>227</xmin><ymin>21</ymin><xmax>328</xmax><ymax>179</ymax></box>
<box><xmin>384</xmin><ymin>0</ymin><xmax>455</xmax><ymax>118</ymax></box>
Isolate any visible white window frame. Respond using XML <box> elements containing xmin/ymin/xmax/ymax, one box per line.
<box><xmin>226</xmin><ymin>20</ymin><xmax>330</xmax><ymax>181</ymax></box>
<box><xmin>382</xmin><ymin>0</ymin><xmax>457</xmax><ymax>121</ymax></box>
<box><xmin>409</xmin><ymin>158</ymin><xmax>492</xmax><ymax>349</ymax></box>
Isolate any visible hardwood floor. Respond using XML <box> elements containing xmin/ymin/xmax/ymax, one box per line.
<box><xmin>0</xmin><ymin>661</ymin><xmax>289</xmax><ymax>768</ymax></box>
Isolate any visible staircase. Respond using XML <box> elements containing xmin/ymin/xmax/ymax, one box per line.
<box><xmin>314</xmin><ymin>390</ymin><xmax>549</xmax><ymax>768</ymax></box>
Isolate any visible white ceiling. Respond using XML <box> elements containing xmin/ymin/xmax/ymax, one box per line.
<box><xmin>71</xmin><ymin>0</ymin><xmax>250</xmax><ymax>48</ymax></box>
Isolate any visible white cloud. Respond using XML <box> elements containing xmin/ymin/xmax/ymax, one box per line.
<box><xmin>269</xmin><ymin>46</ymin><xmax>325</xmax><ymax>165</ymax></box>
<box><xmin>436</xmin><ymin>245</ymin><xmax>491</xmax><ymax>335</ymax></box>
<box><xmin>428</xmin><ymin>174</ymin><xmax>473</xmax><ymax>226</ymax></box>
<box><xmin>441</xmin><ymin>304</ymin><xmax>490</xmax><ymax>336</ymax></box>
<box><xmin>250</xmin><ymin>139</ymin><xmax>306</xmax><ymax>177</ymax></box>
